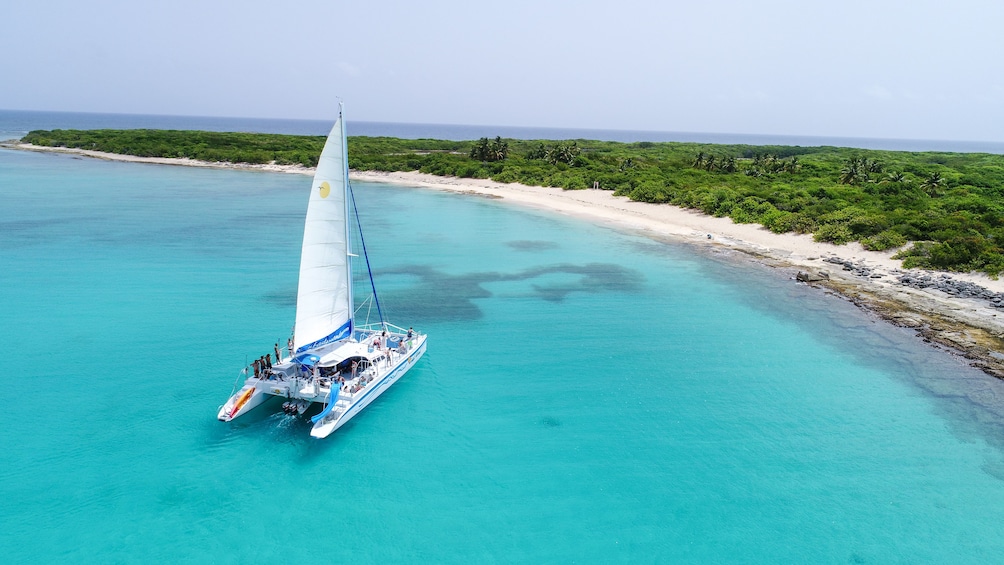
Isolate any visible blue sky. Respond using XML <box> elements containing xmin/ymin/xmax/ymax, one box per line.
<box><xmin>4</xmin><ymin>0</ymin><xmax>1002</xmax><ymax>141</ymax></box>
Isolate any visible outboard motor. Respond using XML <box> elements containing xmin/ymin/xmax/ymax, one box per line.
<box><xmin>282</xmin><ymin>399</ymin><xmax>309</xmax><ymax>416</ymax></box>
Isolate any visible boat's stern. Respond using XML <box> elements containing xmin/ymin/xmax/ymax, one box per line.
<box><xmin>217</xmin><ymin>383</ymin><xmax>270</xmax><ymax>421</ymax></box>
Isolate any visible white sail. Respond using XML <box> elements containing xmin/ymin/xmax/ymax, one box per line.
<box><xmin>293</xmin><ymin>107</ymin><xmax>353</xmax><ymax>353</ymax></box>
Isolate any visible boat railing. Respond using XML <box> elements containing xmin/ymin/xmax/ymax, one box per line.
<box><xmin>356</xmin><ymin>322</ymin><xmax>418</xmax><ymax>336</ymax></box>
<box><xmin>229</xmin><ymin>367</ymin><xmax>248</xmax><ymax>395</ymax></box>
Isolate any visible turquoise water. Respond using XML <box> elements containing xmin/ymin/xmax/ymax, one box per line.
<box><xmin>4</xmin><ymin>148</ymin><xmax>1004</xmax><ymax>563</ymax></box>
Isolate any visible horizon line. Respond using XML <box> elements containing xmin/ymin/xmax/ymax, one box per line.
<box><xmin>2</xmin><ymin>107</ymin><xmax>1004</xmax><ymax>147</ymax></box>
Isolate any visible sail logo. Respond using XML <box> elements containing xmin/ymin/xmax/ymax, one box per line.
<box><xmin>318</xmin><ymin>181</ymin><xmax>331</xmax><ymax>199</ymax></box>
<box><xmin>295</xmin><ymin>319</ymin><xmax>353</xmax><ymax>354</ymax></box>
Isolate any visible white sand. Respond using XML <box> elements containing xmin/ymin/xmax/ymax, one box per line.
<box><xmin>349</xmin><ymin>171</ymin><xmax>1004</xmax><ymax>345</ymax></box>
<box><xmin>10</xmin><ymin>142</ymin><xmax>1004</xmax><ymax>351</ymax></box>
<box><xmin>13</xmin><ymin>143</ymin><xmax>316</xmax><ymax>175</ymax></box>
<box><xmin>351</xmin><ymin>170</ymin><xmax>1004</xmax><ymax>290</ymax></box>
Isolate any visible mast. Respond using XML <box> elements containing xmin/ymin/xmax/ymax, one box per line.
<box><xmin>340</xmin><ymin>102</ymin><xmax>354</xmax><ymax>337</ymax></box>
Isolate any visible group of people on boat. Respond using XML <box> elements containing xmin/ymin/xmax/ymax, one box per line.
<box><xmin>247</xmin><ymin>340</ymin><xmax>296</xmax><ymax>380</ymax></box>
<box><xmin>295</xmin><ymin>358</ymin><xmax>367</xmax><ymax>395</ymax></box>
<box><xmin>343</xmin><ymin>374</ymin><xmax>371</xmax><ymax>394</ymax></box>
<box><xmin>246</xmin><ymin>328</ymin><xmax>417</xmax><ymax>388</ymax></box>
<box><xmin>303</xmin><ymin>359</ymin><xmax>369</xmax><ymax>395</ymax></box>
<box><xmin>250</xmin><ymin>353</ymin><xmax>274</xmax><ymax>378</ymax></box>
<box><xmin>373</xmin><ymin>327</ymin><xmax>414</xmax><ymax>357</ymax></box>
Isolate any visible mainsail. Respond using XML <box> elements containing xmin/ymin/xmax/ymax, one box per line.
<box><xmin>293</xmin><ymin>107</ymin><xmax>353</xmax><ymax>353</ymax></box>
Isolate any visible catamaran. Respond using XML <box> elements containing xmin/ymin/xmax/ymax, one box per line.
<box><xmin>217</xmin><ymin>104</ymin><xmax>427</xmax><ymax>438</ymax></box>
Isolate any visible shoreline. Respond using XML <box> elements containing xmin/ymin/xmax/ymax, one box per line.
<box><xmin>9</xmin><ymin>142</ymin><xmax>1004</xmax><ymax>377</ymax></box>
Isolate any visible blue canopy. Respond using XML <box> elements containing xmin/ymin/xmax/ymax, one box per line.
<box><xmin>295</xmin><ymin>353</ymin><xmax>321</xmax><ymax>369</ymax></box>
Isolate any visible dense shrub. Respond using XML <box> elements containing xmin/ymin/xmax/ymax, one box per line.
<box><xmin>814</xmin><ymin>224</ymin><xmax>855</xmax><ymax>245</ymax></box>
<box><xmin>23</xmin><ymin>128</ymin><xmax>1004</xmax><ymax>275</ymax></box>
<box><xmin>861</xmin><ymin>230</ymin><xmax>908</xmax><ymax>251</ymax></box>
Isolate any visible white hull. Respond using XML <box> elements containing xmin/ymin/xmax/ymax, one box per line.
<box><xmin>310</xmin><ymin>336</ymin><xmax>427</xmax><ymax>437</ymax></box>
<box><xmin>218</xmin><ymin>331</ymin><xmax>427</xmax><ymax>437</ymax></box>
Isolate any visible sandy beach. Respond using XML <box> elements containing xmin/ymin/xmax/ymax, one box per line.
<box><xmin>10</xmin><ymin>142</ymin><xmax>1004</xmax><ymax>376</ymax></box>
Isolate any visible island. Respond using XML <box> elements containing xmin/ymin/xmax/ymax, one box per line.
<box><xmin>9</xmin><ymin>129</ymin><xmax>1004</xmax><ymax>379</ymax></box>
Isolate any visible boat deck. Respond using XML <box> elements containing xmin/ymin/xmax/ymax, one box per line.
<box><xmin>254</xmin><ymin>329</ymin><xmax>419</xmax><ymax>401</ymax></box>
<box><xmin>218</xmin><ymin>327</ymin><xmax>427</xmax><ymax>434</ymax></box>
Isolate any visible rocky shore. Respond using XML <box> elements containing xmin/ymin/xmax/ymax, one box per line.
<box><xmin>793</xmin><ymin>257</ymin><xmax>1004</xmax><ymax>379</ymax></box>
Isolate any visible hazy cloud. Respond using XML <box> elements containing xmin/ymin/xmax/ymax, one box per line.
<box><xmin>862</xmin><ymin>86</ymin><xmax>895</xmax><ymax>101</ymax></box>
<box><xmin>336</xmin><ymin>62</ymin><xmax>360</xmax><ymax>77</ymax></box>
<box><xmin>1</xmin><ymin>0</ymin><xmax>1002</xmax><ymax>142</ymax></box>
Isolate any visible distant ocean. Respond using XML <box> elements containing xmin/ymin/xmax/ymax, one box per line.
<box><xmin>4</xmin><ymin>110</ymin><xmax>1004</xmax><ymax>562</ymax></box>
<box><xmin>3</xmin><ymin>108</ymin><xmax>1004</xmax><ymax>154</ymax></box>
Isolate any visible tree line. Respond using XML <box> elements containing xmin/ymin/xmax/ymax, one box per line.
<box><xmin>22</xmin><ymin>129</ymin><xmax>325</xmax><ymax>167</ymax></box>
<box><xmin>21</xmin><ymin>128</ymin><xmax>1004</xmax><ymax>276</ymax></box>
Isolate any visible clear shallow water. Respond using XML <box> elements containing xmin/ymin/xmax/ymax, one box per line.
<box><xmin>4</xmin><ymin>148</ymin><xmax>1004</xmax><ymax>563</ymax></box>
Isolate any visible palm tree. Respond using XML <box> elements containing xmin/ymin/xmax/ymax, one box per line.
<box><xmin>920</xmin><ymin>171</ymin><xmax>945</xmax><ymax>195</ymax></box>
<box><xmin>470</xmin><ymin>137</ymin><xmax>490</xmax><ymax>161</ymax></box>
<box><xmin>526</xmin><ymin>143</ymin><xmax>547</xmax><ymax>160</ymax></box>
<box><xmin>470</xmin><ymin>137</ymin><xmax>509</xmax><ymax>162</ymax></box>
<box><xmin>693</xmin><ymin>152</ymin><xmax>706</xmax><ymax>168</ymax></box>
<box><xmin>490</xmin><ymin>136</ymin><xmax>508</xmax><ymax>161</ymax></box>
<box><xmin>863</xmin><ymin>158</ymin><xmax>883</xmax><ymax>174</ymax></box>
<box><xmin>839</xmin><ymin>161</ymin><xmax>861</xmax><ymax>185</ymax></box>
<box><xmin>720</xmin><ymin>156</ymin><xmax>737</xmax><ymax>173</ymax></box>
<box><xmin>765</xmin><ymin>154</ymin><xmax>780</xmax><ymax>173</ymax></box>
<box><xmin>883</xmin><ymin>171</ymin><xmax>906</xmax><ymax>183</ymax></box>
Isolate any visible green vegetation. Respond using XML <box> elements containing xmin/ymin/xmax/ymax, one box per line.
<box><xmin>469</xmin><ymin>136</ymin><xmax>509</xmax><ymax>162</ymax></box>
<box><xmin>22</xmin><ymin>129</ymin><xmax>326</xmax><ymax>167</ymax></box>
<box><xmin>21</xmin><ymin>128</ymin><xmax>1004</xmax><ymax>276</ymax></box>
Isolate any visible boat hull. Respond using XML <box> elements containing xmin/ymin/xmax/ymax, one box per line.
<box><xmin>310</xmin><ymin>336</ymin><xmax>427</xmax><ymax>438</ymax></box>
<box><xmin>217</xmin><ymin>385</ymin><xmax>269</xmax><ymax>422</ymax></box>
<box><xmin>217</xmin><ymin>334</ymin><xmax>427</xmax><ymax>436</ymax></box>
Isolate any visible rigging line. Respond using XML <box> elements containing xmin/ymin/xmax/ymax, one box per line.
<box><xmin>348</xmin><ymin>181</ymin><xmax>385</xmax><ymax>325</ymax></box>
